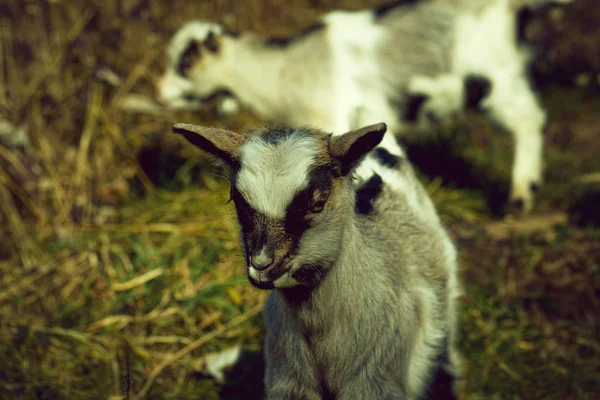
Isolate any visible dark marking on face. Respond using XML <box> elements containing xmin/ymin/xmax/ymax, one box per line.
<box><xmin>204</xmin><ymin>31</ymin><xmax>219</xmax><ymax>53</ymax></box>
<box><xmin>355</xmin><ymin>173</ymin><xmax>383</xmax><ymax>215</ymax></box>
<box><xmin>403</xmin><ymin>93</ymin><xmax>429</xmax><ymax>123</ymax></box>
<box><xmin>464</xmin><ymin>75</ymin><xmax>492</xmax><ymax>110</ymax></box>
<box><xmin>372</xmin><ymin>147</ymin><xmax>402</xmax><ymax>169</ymax></box>
<box><xmin>231</xmin><ymin>155</ymin><xmax>336</xmax><ymax>289</ymax></box>
<box><xmin>516</xmin><ymin>7</ymin><xmax>534</xmax><ymax>44</ymax></box>
<box><xmin>178</xmin><ymin>40</ymin><xmax>200</xmax><ymax>77</ymax></box>
<box><xmin>423</xmin><ymin>335</ymin><xmax>456</xmax><ymax>400</ymax></box>
<box><xmin>373</xmin><ymin>0</ymin><xmax>421</xmax><ymax>19</ymax></box>
<box><xmin>264</xmin><ymin>21</ymin><xmax>326</xmax><ymax>48</ymax></box>
<box><xmin>285</xmin><ymin>165</ymin><xmax>334</xmax><ymax>234</ymax></box>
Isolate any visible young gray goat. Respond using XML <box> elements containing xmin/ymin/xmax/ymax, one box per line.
<box><xmin>158</xmin><ymin>0</ymin><xmax>573</xmax><ymax>214</ymax></box>
<box><xmin>173</xmin><ymin>121</ymin><xmax>461</xmax><ymax>399</ymax></box>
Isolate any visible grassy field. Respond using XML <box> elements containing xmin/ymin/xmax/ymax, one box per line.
<box><xmin>1</xmin><ymin>1</ymin><xmax>599</xmax><ymax>399</ymax></box>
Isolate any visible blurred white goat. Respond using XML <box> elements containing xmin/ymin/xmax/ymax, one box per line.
<box><xmin>157</xmin><ymin>0</ymin><xmax>574</xmax><ymax>213</ymax></box>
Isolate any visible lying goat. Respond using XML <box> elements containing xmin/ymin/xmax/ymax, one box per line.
<box><xmin>158</xmin><ymin>0</ymin><xmax>573</xmax><ymax>213</ymax></box>
<box><xmin>174</xmin><ymin>121</ymin><xmax>461</xmax><ymax>399</ymax></box>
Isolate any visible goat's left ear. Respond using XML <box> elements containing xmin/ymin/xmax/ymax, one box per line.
<box><xmin>173</xmin><ymin>123</ymin><xmax>243</xmax><ymax>166</ymax></box>
<box><xmin>330</xmin><ymin>123</ymin><xmax>387</xmax><ymax>175</ymax></box>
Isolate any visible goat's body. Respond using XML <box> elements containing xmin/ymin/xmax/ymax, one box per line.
<box><xmin>174</xmin><ymin>120</ymin><xmax>461</xmax><ymax>398</ymax></box>
<box><xmin>264</xmin><ymin>137</ymin><xmax>460</xmax><ymax>399</ymax></box>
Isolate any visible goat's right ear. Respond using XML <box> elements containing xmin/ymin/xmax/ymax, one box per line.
<box><xmin>330</xmin><ymin>123</ymin><xmax>387</xmax><ymax>176</ymax></box>
<box><xmin>173</xmin><ymin>123</ymin><xmax>244</xmax><ymax>166</ymax></box>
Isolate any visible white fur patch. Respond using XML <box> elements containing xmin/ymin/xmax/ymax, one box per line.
<box><xmin>451</xmin><ymin>0</ymin><xmax>546</xmax><ymax>209</ymax></box>
<box><xmin>408</xmin><ymin>74</ymin><xmax>464</xmax><ymax>126</ymax></box>
<box><xmin>156</xmin><ymin>71</ymin><xmax>196</xmax><ymax>106</ymax></box>
<box><xmin>324</xmin><ymin>10</ymin><xmax>387</xmax><ymax>133</ymax></box>
<box><xmin>248</xmin><ymin>266</ymin><xmax>260</xmax><ymax>280</ymax></box>
<box><xmin>236</xmin><ymin>134</ymin><xmax>320</xmax><ymax>219</ymax></box>
<box><xmin>217</xmin><ymin>97</ymin><xmax>241</xmax><ymax>117</ymax></box>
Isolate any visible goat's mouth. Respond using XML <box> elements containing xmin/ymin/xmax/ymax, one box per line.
<box><xmin>247</xmin><ymin>260</ymin><xmax>294</xmax><ymax>290</ymax></box>
<box><xmin>187</xmin><ymin>89</ymin><xmax>233</xmax><ymax>104</ymax></box>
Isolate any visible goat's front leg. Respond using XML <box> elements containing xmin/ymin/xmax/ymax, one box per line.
<box><xmin>334</xmin><ymin>370</ymin><xmax>410</xmax><ymax>400</ymax></box>
<box><xmin>484</xmin><ymin>71</ymin><xmax>546</xmax><ymax>214</ymax></box>
<box><xmin>263</xmin><ymin>296</ymin><xmax>322</xmax><ymax>400</ymax></box>
<box><xmin>263</xmin><ymin>353</ymin><xmax>322</xmax><ymax>400</ymax></box>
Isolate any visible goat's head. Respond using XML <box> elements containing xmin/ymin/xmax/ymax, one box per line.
<box><xmin>173</xmin><ymin>123</ymin><xmax>386</xmax><ymax>290</ymax></box>
<box><xmin>156</xmin><ymin>21</ymin><xmax>236</xmax><ymax>110</ymax></box>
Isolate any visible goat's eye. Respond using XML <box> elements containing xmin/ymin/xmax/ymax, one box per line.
<box><xmin>310</xmin><ymin>200</ymin><xmax>326</xmax><ymax>213</ymax></box>
<box><xmin>178</xmin><ymin>41</ymin><xmax>200</xmax><ymax>76</ymax></box>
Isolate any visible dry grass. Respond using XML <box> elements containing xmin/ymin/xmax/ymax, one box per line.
<box><xmin>0</xmin><ymin>0</ymin><xmax>599</xmax><ymax>399</ymax></box>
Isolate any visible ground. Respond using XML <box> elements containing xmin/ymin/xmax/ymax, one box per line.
<box><xmin>0</xmin><ymin>0</ymin><xmax>599</xmax><ymax>399</ymax></box>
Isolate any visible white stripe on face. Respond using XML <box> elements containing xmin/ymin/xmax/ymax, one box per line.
<box><xmin>236</xmin><ymin>134</ymin><xmax>320</xmax><ymax>219</ymax></box>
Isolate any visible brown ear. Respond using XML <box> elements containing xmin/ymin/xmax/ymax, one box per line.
<box><xmin>173</xmin><ymin>123</ymin><xmax>244</xmax><ymax>165</ymax></box>
<box><xmin>330</xmin><ymin>123</ymin><xmax>387</xmax><ymax>175</ymax></box>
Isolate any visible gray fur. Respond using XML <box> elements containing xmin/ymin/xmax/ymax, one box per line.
<box><xmin>262</xmin><ymin>151</ymin><xmax>461</xmax><ymax>400</ymax></box>
<box><xmin>173</xmin><ymin>122</ymin><xmax>461</xmax><ymax>399</ymax></box>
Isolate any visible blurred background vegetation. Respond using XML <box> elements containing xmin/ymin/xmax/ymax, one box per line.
<box><xmin>0</xmin><ymin>0</ymin><xmax>599</xmax><ymax>399</ymax></box>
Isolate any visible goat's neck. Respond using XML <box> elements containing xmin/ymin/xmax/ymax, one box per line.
<box><xmin>279</xmin><ymin>217</ymin><xmax>377</xmax><ymax>334</ymax></box>
<box><xmin>223</xmin><ymin>36</ymin><xmax>290</xmax><ymax>120</ymax></box>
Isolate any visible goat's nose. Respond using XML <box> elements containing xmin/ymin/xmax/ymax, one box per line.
<box><xmin>250</xmin><ymin>251</ymin><xmax>274</xmax><ymax>271</ymax></box>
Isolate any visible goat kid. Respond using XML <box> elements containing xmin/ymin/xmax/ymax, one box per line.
<box><xmin>173</xmin><ymin>121</ymin><xmax>461</xmax><ymax>399</ymax></box>
<box><xmin>158</xmin><ymin>0</ymin><xmax>574</xmax><ymax>214</ymax></box>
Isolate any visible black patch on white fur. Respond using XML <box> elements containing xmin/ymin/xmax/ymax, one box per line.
<box><xmin>204</xmin><ymin>31</ymin><xmax>219</xmax><ymax>53</ymax></box>
<box><xmin>464</xmin><ymin>75</ymin><xmax>492</xmax><ymax>110</ymax></box>
<box><xmin>284</xmin><ymin>165</ymin><xmax>335</xmax><ymax>235</ymax></box>
<box><xmin>231</xmin><ymin>149</ymin><xmax>336</xmax><ymax>290</ymax></box>
<box><xmin>422</xmin><ymin>335</ymin><xmax>456</xmax><ymax>400</ymax></box>
<box><xmin>223</xmin><ymin>27</ymin><xmax>241</xmax><ymax>38</ymax></box>
<box><xmin>403</xmin><ymin>94</ymin><xmax>429</xmax><ymax>123</ymax></box>
<box><xmin>530</xmin><ymin>182</ymin><xmax>540</xmax><ymax>193</ymax></box>
<box><xmin>374</xmin><ymin>0</ymin><xmax>421</xmax><ymax>19</ymax></box>
<box><xmin>178</xmin><ymin>40</ymin><xmax>200</xmax><ymax>77</ymax></box>
<box><xmin>264</xmin><ymin>22</ymin><xmax>326</xmax><ymax>47</ymax></box>
<box><xmin>229</xmin><ymin>187</ymin><xmax>258</xmax><ymax>253</ymax></box>
<box><xmin>183</xmin><ymin>88</ymin><xmax>233</xmax><ymax>104</ymax></box>
<box><xmin>373</xmin><ymin>147</ymin><xmax>402</xmax><ymax>169</ymax></box>
<box><xmin>355</xmin><ymin>173</ymin><xmax>383</xmax><ymax>215</ymax></box>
